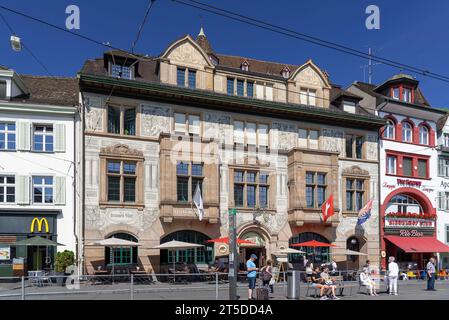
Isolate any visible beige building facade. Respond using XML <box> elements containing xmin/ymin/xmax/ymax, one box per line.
<box><xmin>79</xmin><ymin>30</ymin><xmax>385</xmax><ymax>273</ymax></box>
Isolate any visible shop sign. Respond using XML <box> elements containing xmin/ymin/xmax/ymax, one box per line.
<box><xmin>399</xmin><ymin>229</ymin><xmax>424</xmax><ymax>237</ymax></box>
<box><xmin>441</xmin><ymin>181</ymin><xmax>449</xmax><ymax>190</ymax></box>
<box><xmin>382</xmin><ymin>180</ymin><xmax>435</xmax><ymax>193</ymax></box>
<box><xmin>30</xmin><ymin>218</ymin><xmax>50</xmax><ymax>233</ymax></box>
<box><xmin>385</xmin><ymin>218</ymin><xmax>435</xmax><ymax>229</ymax></box>
<box><xmin>0</xmin><ymin>246</ymin><xmax>10</xmax><ymax>260</ymax></box>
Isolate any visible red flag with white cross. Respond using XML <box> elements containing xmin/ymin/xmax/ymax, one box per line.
<box><xmin>321</xmin><ymin>194</ymin><xmax>334</xmax><ymax>223</ymax></box>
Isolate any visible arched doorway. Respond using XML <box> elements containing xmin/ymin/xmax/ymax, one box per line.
<box><xmin>160</xmin><ymin>230</ymin><xmax>214</xmax><ymax>266</ymax></box>
<box><xmin>105</xmin><ymin>233</ymin><xmax>138</xmax><ymax>266</ymax></box>
<box><xmin>289</xmin><ymin>232</ymin><xmax>330</xmax><ymax>267</ymax></box>
<box><xmin>346</xmin><ymin>236</ymin><xmax>360</xmax><ymax>270</ymax></box>
<box><xmin>239</xmin><ymin>231</ymin><xmax>267</xmax><ymax>269</ymax></box>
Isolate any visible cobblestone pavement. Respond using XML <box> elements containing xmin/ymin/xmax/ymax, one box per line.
<box><xmin>0</xmin><ymin>280</ymin><xmax>447</xmax><ymax>300</ymax></box>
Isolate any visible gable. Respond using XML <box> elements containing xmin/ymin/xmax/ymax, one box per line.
<box><xmin>291</xmin><ymin>61</ymin><xmax>331</xmax><ymax>89</ymax></box>
<box><xmin>163</xmin><ymin>36</ymin><xmax>211</xmax><ymax>69</ymax></box>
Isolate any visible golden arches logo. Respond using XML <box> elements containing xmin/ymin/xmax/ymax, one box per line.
<box><xmin>30</xmin><ymin>218</ymin><xmax>49</xmax><ymax>233</ymax></box>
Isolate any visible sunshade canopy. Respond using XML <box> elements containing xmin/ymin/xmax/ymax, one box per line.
<box><xmin>291</xmin><ymin>240</ymin><xmax>337</xmax><ymax>248</ymax></box>
<box><xmin>205</xmin><ymin>237</ymin><xmax>255</xmax><ymax>245</ymax></box>
<box><xmin>273</xmin><ymin>248</ymin><xmax>306</xmax><ymax>255</ymax></box>
<box><xmin>88</xmin><ymin>238</ymin><xmax>141</xmax><ymax>247</ymax></box>
<box><xmin>15</xmin><ymin>236</ymin><xmax>64</xmax><ymax>247</ymax></box>
<box><xmin>331</xmin><ymin>249</ymin><xmax>368</xmax><ymax>256</ymax></box>
<box><xmin>385</xmin><ymin>236</ymin><xmax>449</xmax><ymax>253</ymax></box>
<box><xmin>152</xmin><ymin>240</ymin><xmax>203</xmax><ymax>250</ymax></box>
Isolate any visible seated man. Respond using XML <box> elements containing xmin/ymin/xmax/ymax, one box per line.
<box><xmin>320</xmin><ymin>266</ymin><xmax>339</xmax><ymax>300</ymax></box>
<box><xmin>311</xmin><ymin>266</ymin><xmax>330</xmax><ymax>300</ymax></box>
<box><xmin>360</xmin><ymin>267</ymin><xmax>378</xmax><ymax>296</ymax></box>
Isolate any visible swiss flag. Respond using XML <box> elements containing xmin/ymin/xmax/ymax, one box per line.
<box><xmin>321</xmin><ymin>194</ymin><xmax>335</xmax><ymax>223</ymax></box>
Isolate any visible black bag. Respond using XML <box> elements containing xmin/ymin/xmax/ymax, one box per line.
<box><xmin>256</xmin><ymin>287</ymin><xmax>269</xmax><ymax>300</ymax></box>
<box><xmin>260</xmin><ymin>267</ymin><xmax>272</xmax><ymax>281</ymax></box>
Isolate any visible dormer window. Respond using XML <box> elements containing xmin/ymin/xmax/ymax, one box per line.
<box><xmin>390</xmin><ymin>85</ymin><xmax>414</xmax><ymax>103</ymax></box>
<box><xmin>281</xmin><ymin>66</ymin><xmax>290</xmax><ymax>79</ymax></box>
<box><xmin>241</xmin><ymin>61</ymin><xmax>249</xmax><ymax>72</ymax></box>
<box><xmin>111</xmin><ymin>64</ymin><xmax>132</xmax><ymax>79</ymax></box>
<box><xmin>392</xmin><ymin>87</ymin><xmax>400</xmax><ymax>100</ymax></box>
<box><xmin>0</xmin><ymin>80</ymin><xmax>6</xmax><ymax>99</ymax></box>
<box><xmin>402</xmin><ymin>87</ymin><xmax>411</xmax><ymax>103</ymax></box>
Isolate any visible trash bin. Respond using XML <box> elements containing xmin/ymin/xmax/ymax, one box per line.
<box><xmin>287</xmin><ymin>270</ymin><xmax>300</xmax><ymax>300</ymax></box>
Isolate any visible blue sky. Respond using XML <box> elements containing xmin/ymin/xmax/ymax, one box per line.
<box><xmin>1</xmin><ymin>0</ymin><xmax>449</xmax><ymax>107</ymax></box>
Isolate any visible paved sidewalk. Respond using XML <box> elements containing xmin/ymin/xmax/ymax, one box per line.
<box><xmin>0</xmin><ymin>280</ymin><xmax>447</xmax><ymax>300</ymax></box>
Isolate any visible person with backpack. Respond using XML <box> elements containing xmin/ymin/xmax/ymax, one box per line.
<box><xmin>260</xmin><ymin>260</ymin><xmax>274</xmax><ymax>293</ymax></box>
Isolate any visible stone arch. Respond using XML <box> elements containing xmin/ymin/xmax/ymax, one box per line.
<box><xmin>101</xmin><ymin>224</ymin><xmax>141</xmax><ymax>240</ymax></box>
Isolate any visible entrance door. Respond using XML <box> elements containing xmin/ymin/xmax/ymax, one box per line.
<box><xmin>243</xmin><ymin>248</ymin><xmax>266</xmax><ymax>269</ymax></box>
<box><xmin>27</xmin><ymin>246</ymin><xmax>53</xmax><ymax>271</ymax></box>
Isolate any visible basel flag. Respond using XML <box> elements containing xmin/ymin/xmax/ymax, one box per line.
<box><xmin>357</xmin><ymin>198</ymin><xmax>374</xmax><ymax>226</ymax></box>
<box><xmin>321</xmin><ymin>194</ymin><xmax>334</xmax><ymax>223</ymax></box>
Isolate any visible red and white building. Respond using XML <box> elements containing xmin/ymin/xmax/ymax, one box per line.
<box><xmin>349</xmin><ymin>74</ymin><xmax>449</xmax><ymax>270</ymax></box>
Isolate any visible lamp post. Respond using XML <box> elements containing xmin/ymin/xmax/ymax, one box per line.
<box><xmin>228</xmin><ymin>208</ymin><xmax>238</xmax><ymax>300</ymax></box>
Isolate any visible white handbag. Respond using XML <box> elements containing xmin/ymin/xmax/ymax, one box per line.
<box><xmin>269</xmin><ymin>278</ymin><xmax>275</xmax><ymax>285</ymax></box>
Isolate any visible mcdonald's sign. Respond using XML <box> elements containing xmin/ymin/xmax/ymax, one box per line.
<box><xmin>30</xmin><ymin>218</ymin><xmax>49</xmax><ymax>233</ymax></box>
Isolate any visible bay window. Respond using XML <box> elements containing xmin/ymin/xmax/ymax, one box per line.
<box><xmin>306</xmin><ymin>172</ymin><xmax>327</xmax><ymax>208</ymax></box>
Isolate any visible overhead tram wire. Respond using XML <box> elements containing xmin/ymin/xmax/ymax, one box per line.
<box><xmin>181</xmin><ymin>0</ymin><xmax>449</xmax><ymax>82</ymax></box>
<box><xmin>0</xmin><ymin>4</ymin><xmax>155</xmax><ymax>63</ymax></box>
<box><xmin>131</xmin><ymin>0</ymin><xmax>157</xmax><ymax>54</ymax></box>
<box><xmin>171</xmin><ymin>0</ymin><xmax>449</xmax><ymax>84</ymax></box>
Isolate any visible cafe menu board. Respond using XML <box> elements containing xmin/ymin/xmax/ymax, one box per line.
<box><xmin>0</xmin><ymin>246</ymin><xmax>10</xmax><ymax>260</ymax></box>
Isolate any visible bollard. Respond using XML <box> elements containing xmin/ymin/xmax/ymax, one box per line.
<box><xmin>130</xmin><ymin>274</ymin><xmax>134</xmax><ymax>300</ymax></box>
<box><xmin>215</xmin><ymin>273</ymin><xmax>219</xmax><ymax>300</ymax></box>
<box><xmin>21</xmin><ymin>276</ymin><xmax>25</xmax><ymax>300</ymax></box>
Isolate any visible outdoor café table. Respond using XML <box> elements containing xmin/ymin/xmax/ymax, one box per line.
<box><xmin>91</xmin><ymin>270</ymin><xmax>112</xmax><ymax>285</ymax></box>
<box><xmin>130</xmin><ymin>270</ymin><xmax>151</xmax><ymax>284</ymax></box>
<box><xmin>28</xmin><ymin>270</ymin><xmax>44</xmax><ymax>287</ymax></box>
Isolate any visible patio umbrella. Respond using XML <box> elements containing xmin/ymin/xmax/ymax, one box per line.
<box><xmin>291</xmin><ymin>240</ymin><xmax>337</xmax><ymax>265</ymax></box>
<box><xmin>88</xmin><ymin>238</ymin><xmax>141</xmax><ymax>281</ymax></box>
<box><xmin>152</xmin><ymin>240</ymin><xmax>204</xmax><ymax>283</ymax></box>
<box><xmin>331</xmin><ymin>249</ymin><xmax>368</xmax><ymax>272</ymax></box>
<box><xmin>273</xmin><ymin>248</ymin><xmax>306</xmax><ymax>255</ymax></box>
<box><xmin>15</xmin><ymin>236</ymin><xmax>65</xmax><ymax>270</ymax></box>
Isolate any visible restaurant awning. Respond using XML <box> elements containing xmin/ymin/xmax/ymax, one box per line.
<box><xmin>385</xmin><ymin>236</ymin><xmax>449</xmax><ymax>253</ymax></box>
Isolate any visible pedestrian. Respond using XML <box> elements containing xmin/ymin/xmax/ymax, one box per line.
<box><xmin>360</xmin><ymin>267</ymin><xmax>378</xmax><ymax>296</ymax></box>
<box><xmin>331</xmin><ymin>258</ymin><xmax>338</xmax><ymax>276</ymax></box>
<box><xmin>320</xmin><ymin>266</ymin><xmax>339</xmax><ymax>300</ymax></box>
<box><xmin>364</xmin><ymin>260</ymin><xmax>371</xmax><ymax>272</ymax></box>
<box><xmin>387</xmin><ymin>256</ymin><xmax>399</xmax><ymax>296</ymax></box>
<box><xmin>260</xmin><ymin>260</ymin><xmax>274</xmax><ymax>294</ymax></box>
<box><xmin>426</xmin><ymin>257</ymin><xmax>437</xmax><ymax>291</ymax></box>
<box><xmin>246</xmin><ymin>254</ymin><xmax>259</xmax><ymax>300</ymax></box>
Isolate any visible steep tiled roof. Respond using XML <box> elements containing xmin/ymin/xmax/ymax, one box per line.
<box><xmin>12</xmin><ymin>75</ymin><xmax>78</xmax><ymax>106</ymax></box>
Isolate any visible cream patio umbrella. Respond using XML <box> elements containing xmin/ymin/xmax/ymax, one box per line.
<box><xmin>331</xmin><ymin>249</ymin><xmax>368</xmax><ymax>274</ymax></box>
<box><xmin>88</xmin><ymin>237</ymin><xmax>142</xmax><ymax>281</ymax></box>
<box><xmin>152</xmin><ymin>240</ymin><xmax>204</xmax><ymax>283</ymax></box>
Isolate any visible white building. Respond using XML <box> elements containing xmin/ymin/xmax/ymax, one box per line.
<box><xmin>0</xmin><ymin>66</ymin><xmax>80</xmax><ymax>276</ymax></box>
<box><xmin>436</xmin><ymin>114</ymin><xmax>449</xmax><ymax>269</ymax></box>
<box><xmin>349</xmin><ymin>74</ymin><xmax>449</xmax><ymax>271</ymax></box>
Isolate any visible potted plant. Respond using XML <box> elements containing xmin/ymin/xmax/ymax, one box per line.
<box><xmin>54</xmin><ymin>250</ymin><xmax>75</xmax><ymax>286</ymax></box>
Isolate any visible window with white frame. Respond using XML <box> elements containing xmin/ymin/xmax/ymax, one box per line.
<box><xmin>419</xmin><ymin>126</ymin><xmax>429</xmax><ymax>145</ymax></box>
<box><xmin>0</xmin><ymin>175</ymin><xmax>15</xmax><ymax>203</ymax></box>
<box><xmin>32</xmin><ymin>176</ymin><xmax>53</xmax><ymax>204</ymax></box>
<box><xmin>0</xmin><ymin>122</ymin><xmax>16</xmax><ymax>150</ymax></box>
<box><xmin>384</xmin><ymin>119</ymin><xmax>395</xmax><ymax>140</ymax></box>
<box><xmin>402</xmin><ymin>122</ymin><xmax>413</xmax><ymax>143</ymax></box>
<box><xmin>233</xmin><ymin>121</ymin><xmax>269</xmax><ymax>147</ymax></box>
<box><xmin>298</xmin><ymin>128</ymin><xmax>319</xmax><ymax>149</ymax></box>
<box><xmin>438</xmin><ymin>192</ymin><xmax>449</xmax><ymax>211</ymax></box>
<box><xmin>174</xmin><ymin>113</ymin><xmax>200</xmax><ymax>135</ymax></box>
<box><xmin>402</xmin><ymin>88</ymin><xmax>412</xmax><ymax>103</ymax></box>
<box><xmin>300</xmin><ymin>88</ymin><xmax>316</xmax><ymax>106</ymax></box>
<box><xmin>444</xmin><ymin>133</ymin><xmax>449</xmax><ymax>147</ymax></box>
<box><xmin>33</xmin><ymin>125</ymin><xmax>53</xmax><ymax>152</ymax></box>
<box><xmin>387</xmin><ymin>155</ymin><xmax>397</xmax><ymax>175</ymax></box>
<box><xmin>111</xmin><ymin>64</ymin><xmax>132</xmax><ymax>79</ymax></box>
<box><xmin>439</xmin><ymin>157</ymin><xmax>449</xmax><ymax>177</ymax></box>
<box><xmin>392</xmin><ymin>87</ymin><xmax>400</xmax><ymax>100</ymax></box>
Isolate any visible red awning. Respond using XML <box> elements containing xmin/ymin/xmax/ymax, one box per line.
<box><xmin>385</xmin><ymin>236</ymin><xmax>449</xmax><ymax>253</ymax></box>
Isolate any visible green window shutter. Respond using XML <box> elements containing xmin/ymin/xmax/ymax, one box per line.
<box><xmin>54</xmin><ymin>123</ymin><xmax>66</xmax><ymax>152</ymax></box>
<box><xmin>54</xmin><ymin>176</ymin><xmax>66</xmax><ymax>205</ymax></box>
<box><xmin>16</xmin><ymin>176</ymin><xmax>30</xmax><ymax>205</ymax></box>
<box><xmin>17</xmin><ymin>122</ymin><xmax>31</xmax><ymax>151</ymax></box>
